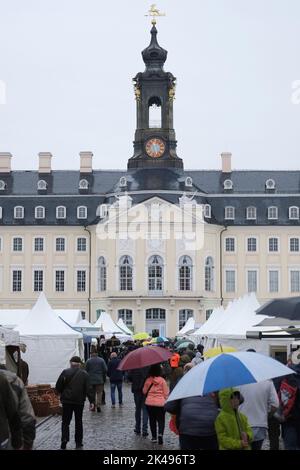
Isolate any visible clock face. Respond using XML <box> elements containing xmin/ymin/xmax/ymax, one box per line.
<box><xmin>145</xmin><ymin>138</ymin><xmax>165</xmax><ymax>158</ymax></box>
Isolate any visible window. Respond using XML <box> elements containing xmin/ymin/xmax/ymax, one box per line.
<box><xmin>81</xmin><ymin>311</ymin><xmax>86</xmax><ymax>320</ymax></box>
<box><xmin>97</xmin><ymin>256</ymin><xmax>107</xmax><ymax>291</ymax></box>
<box><xmin>96</xmin><ymin>204</ymin><xmax>109</xmax><ymax>218</ymax></box>
<box><xmin>225</xmin><ymin>206</ymin><xmax>235</xmax><ymax>220</ymax></box>
<box><xmin>268</xmin><ymin>206</ymin><xmax>278</xmax><ymax>220</ymax></box>
<box><xmin>247</xmin><ymin>237</ymin><xmax>257</xmax><ymax>252</ymax></box>
<box><xmin>246</xmin><ymin>207</ymin><xmax>256</xmax><ymax>220</ymax></box>
<box><xmin>56</xmin><ymin>206</ymin><xmax>66</xmax><ymax>219</ymax></box>
<box><xmin>179</xmin><ymin>309</ymin><xmax>194</xmax><ymax>330</ymax></box>
<box><xmin>223</xmin><ymin>179</ymin><xmax>233</xmax><ymax>190</ymax></box>
<box><xmin>146</xmin><ymin>308</ymin><xmax>165</xmax><ymax>320</ymax></box>
<box><xmin>289</xmin><ymin>206</ymin><xmax>299</xmax><ymax>220</ymax></box>
<box><xmin>119</xmin><ymin>176</ymin><xmax>127</xmax><ymax>187</ymax></box>
<box><xmin>204</xmin><ymin>204</ymin><xmax>211</xmax><ymax>218</ymax></box>
<box><xmin>118</xmin><ymin>309</ymin><xmax>133</xmax><ymax>327</ymax></box>
<box><xmin>269</xmin><ymin>270</ymin><xmax>279</xmax><ymax>293</ymax></box>
<box><xmin>225</xmin><ymin>270</ymin><xmax>236</xmax><ymax>293</ymax></box>
<box><xmin>148</xmin><ymin>255</ymin><xmax>163</xmax><ymax>291</ymax></box>
<box><xmin>35</xmin><ymin>206</ymin><xmax>45</xmax><ymax>219</ymax></box>
<box><xmin>119</xmin><ymin>255</ymin><xmax>133</xmax><ymax>291</ymax></box>
<box><xmin>225</xmin><ymin>237</ymin><xmax>235</xmax><ymax>252</ymax></box>
<box><xmin>266</xmin><ymin>179</ymin><xmax>275</xmax><ymax>190</ymax></box>
<box><xmin>55</xmin><ymin>237</ymin><xmax>65</xmax><ymax>252</ymax></box>
<box><xmin>34</xmin><ymin>237</ymin><xmax>44</xmax><ymax>252</ymax></box>
<box><xmin>55</xmin><ymin>270</ymin><xmax>65</xmax><ymax>292</ymax></box>
<box><xmin>77</xmin><ymin>237</ymin><xmax>87</xmax><ymax>252</ymax></box>
<box><xmin>206</xmin><ymin>309</ymin><xmax>213</xmax><ymax>320</ymax></box>
<box><xmin>0</xmin><ymin>207</ymin><xmax>2</xmax><ymax>219</ymax></box>
<box><xmin>178</xmin><ymin>255</ymin><xmax>192</xmax><ymax>291</ymax></box>
<box><xmin>290</xmin><ymin>238</ymin><xmax>300</xmax><ymax>252</ymax></box>
<box><xmin>0</xmin><ymin>180</ymin><xmax>6</xmax><ymax>190</ymax></box>
<box><xmin>14</xmin><ymin>206</ymin><xmax>24</xmax><ymax>219</ymax></box>
<box><xmin>79</xmin><ymin>179</ymin><xmax>89</xmax><ymax>190</ymax></box>
<box><xmin>34</xmin><ymin>270</ymin><xmax>43</xmax><ymax>292</ymax></box>
<box><xmin>268</xmin><ymin>237</ymin><xmax>279</xmax><ymax>252</ymax></box>
<box><xmin>291</xmin><ymin>270</ymin><xmax>300</xmax><ymax>292</ymax></box>
<box><xmin>148</xmin><ymin>97</ymin><xmax>162</xmax><ymax>128</ymax></box>
<box><xmin>12</xmin><ymin>270</ymin><xmax>22</xmax><ymax>292</ymax></box>
<box><xmin>77</xmin><ymin>206</ymin><xmax>87</xmax><ymax>219</ymax></box>
<box><xmin>185</xmin><ymin>177</ymin><xmax>193</xmax><ymax>187</ymax></box>
<box><xmin>37</xmin><ymin>180</ymin><xmax>47</xmax><ymax>190</ymax></box>
<box><xmin>13</xmin><ymin>237</ymin><xmax>23</xmax><ymax>252</ymax></box>
<box><xmin>96</xmin><ymin>309</ymin><xmax>105</xmax><ymax>320</ymax></box>
<box><xmin>205</xmin><ymin>256</ymin><xmax>214</xmax><ymax>291</ymax></box>
<box><xmin>77</xmin><ymin>270</ymin><xmax>86</xmax><ymax>292</ymax></box>
<box><xmin>247</xmin><ymin>270</ymin><xmax>258</xmax><ymax>293</ymax></box>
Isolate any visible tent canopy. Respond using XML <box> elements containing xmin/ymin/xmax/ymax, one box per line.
<box><xmin>94</xmin><ymin>312</ymin><xmax>125</xmax><ymax>334</ymax></box>
<box><xmin>177</xmin><ymin>316</ymin><xmax>195</xmax><ymax>336</ymax></box>
<box><xmin>117</xmin><ymin>318</ymin><xmax>133</xmax><ymax>335</ymax></box>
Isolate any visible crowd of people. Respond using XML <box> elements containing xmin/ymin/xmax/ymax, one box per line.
<box><xmin>1</xmin><ymin>335</ymin><xmax>300</xmax><ymax>451</ymax></box>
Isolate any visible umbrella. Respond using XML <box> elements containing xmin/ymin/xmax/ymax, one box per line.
<box><xmin>204</xmin><ymin>346</ymin><xmax>236</xmax><ymax>358</ymax></box>
<box><xmin>174</xmin><ymin>338</ymin><xmax>194</xmax><ymax>347</ymax></box>
<box><xmin>117</xmin><ymin>346</ymin><xmax>172</xmax><ymax>370</ymax></box>
<box><xmin>256</xmin><ymin>317</ymin><xmax>300</xmax><ymax>328</ymax></box>
<box><xmin>166</xmin><ymin>351</ymin><xmax>294</xmax><ymax>401</ymax></box>
<box><xmin>150</xmin><ymin>336</ymin><xmax>168</xmax><ymax>344</ymax></box>
<box><xmin>133</xmin><ymin>332</ymin><xmax>150</xmax><ymax>341</ymax></box>
<box><xmin>256</xmin><ymin>297</ymin><xmax>300</xmax><ymax>321</ymax></box>
<box><xmin>176</xmin><ymin>341</ymin><xmax>195</xmax><ymax>351</ymax></box>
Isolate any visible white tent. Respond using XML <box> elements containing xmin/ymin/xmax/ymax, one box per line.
<box><xmin>94</xmin><ymin>312</ymin><xmax>125</xmax><ymax>334</ymax></box>
<box><xmin>117</xmin><ymin>318</ymin><xmax>133</xmax><ymax>335</ymax></box>
<box><xmin>55</xmin><ymin>309</ymin><xmax>82</xmax><ymax>327</ymax></box>
<box><xmin>0</xmin><ymin>310</ymin><xmax>29</xmax><ymax>328</ymax></box>
<box><xmin>191</xmin><ymin>294</ymin><xmax>294</xmax><ymax>355</ymax></box>
<box><xmin>176</xmin><ymin>316</ymin><xmax>195</xmax><ymax>336</ymax></box>
<box><xmin>77</xmin><ymin>319</ymin><xmax>93</xmax><ymax>328</ymax></box>
<box><xmin>14</xmin><ymin>293</ymin><xmax>83</xmax><ymax>385</ymax></box>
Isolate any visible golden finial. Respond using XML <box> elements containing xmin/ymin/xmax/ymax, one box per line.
<box><xmin>145</xmin><ymin>4</ymin><xmax>166</xmax><ymax>25</ymax></box>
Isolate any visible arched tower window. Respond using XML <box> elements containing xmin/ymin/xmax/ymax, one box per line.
<box><xmin>179</xmin><ymin>255</ymin><xmax>193</xmax><ymax>291</ymax></box>
<box><xmin>148</xmin><ymin>255</ymin><xmax>163</xmax><ymax>291</ymax></box>
<box><xmin>205</xmin><ymin>256</ymin><xmax>214</xmax><ymax>292</ymax></box>
<box><xmin>119</xmin><ymin>255</ymin><xmax>133</xmax><ymax>291</ymax></box>
<box><xmin>148</xmin><ymin>96</ymin><xmax>162</xmax><ymax>128</ymax></box>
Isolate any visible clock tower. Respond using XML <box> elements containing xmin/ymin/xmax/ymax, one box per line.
<box><xmin>127</xmin><ymin>24</ymin><xmax>183</xmax><ymax>169</ymax></box>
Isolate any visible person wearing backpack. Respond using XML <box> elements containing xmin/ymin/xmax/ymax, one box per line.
<box><xmin>279</xmin><ymin>355</ymin><xmax>300</xmax><ymax>450</ymax></box>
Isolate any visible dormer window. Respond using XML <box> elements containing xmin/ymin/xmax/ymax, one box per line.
<box><xmin>37</xmin><ymin>180</ymin><xmax>47</xmax><ymax>190</ymax></box>
<box><xmin>77</xmin><ymin>206</ymin><xmax>87</xmax><ymax>219</ymax></box>
<box><xmin>0</xmin><ymin>180</ymin><xmax>6</xmax><ymax>190</ymax></box>
<box><xmin>35</xmin><ymin>206</ymin><xmax>45</xmax><ymax>219</ymax></box>
<box><xmin>14</xmin><ymin>206</ymin><xmax>24</xmax><ymax>219</ymax></box>
<box><xmin>223</xmin><ymin>179</ymin><xmax>233</xmax><ymax>190</ymax></box>
<box><xmin>204</xmin><ymin>204</ymin><xmax>211</xmax><ymax>218</ymax></box>
<box><xmin>185</xmin><ymin>176</ymin><xmax>193</xmax><ymax>188</ymax></box>
<box><xmin>289</xmin><ymin>206</ymin><xmax>299</xmax><ymax>220</ymax></box>
<box><xmin>265</xmin><ymin>179</ymin><xmax>275</xmax><ymax>190</ymax></box>
<box><xmin>246</xmin><ymin>206</ymin><xmax>257</xmax><ymax>220</ymax></box>
<box><xmin>56</xmin><ymin>206</ymin><xmax>66</xmax><ymax>219</ymax></box>
<box><xmin>268</xmin><ymin>206</ymin><xmax>278</xmax><ymax>220</ymax></box>
<box><xmin>79</xmin><ymin>179</ymin><xmax>89</xmax><ymax>190</ymax></box>
<box><xmin>96</xmin><ymin>204</ymin><xmax>109</xmax><ymax>218</ymax></box>
<box><xmin>119</xmin><ymin>176</ymin><xmax>127</xmax><ymax>188</ymax></box>
<box><xmin>225</xmin><ymin>206</ymin><xmax>235</xmax><ymax>220</ymax></box>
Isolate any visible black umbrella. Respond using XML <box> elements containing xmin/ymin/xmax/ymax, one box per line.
<box><xmin>256</xmin><ymin>297</ymin><xmax>300</xmax><ymax>323</ymax></box>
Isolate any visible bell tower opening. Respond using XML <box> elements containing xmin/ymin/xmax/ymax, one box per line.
<box><xmin>148</xmin><ymin>97</ymin><xmax>162</xmax><ymax>128</ymax></box>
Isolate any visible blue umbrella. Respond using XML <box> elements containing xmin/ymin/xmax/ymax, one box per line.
<box><xmin>166</xmin><ymin>351</ymin><xmax>294</xmax><ymax>401</ymax></box>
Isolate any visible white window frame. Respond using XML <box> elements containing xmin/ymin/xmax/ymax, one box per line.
<box><xmin>119</xmin><ymin>255</ymin><xmax>134</xmax><ymax>291</ymax></box>
<box><xmin>0</xmin><ymin>180</ymin><xmax>6</xmax><ymax>190</ymax></box>
<box><xmin>148</xmin><ymin>255</ymin><xmax>164</xmax><ymax>293</ymax></box>
<box><xmin>289</xmin><ymin>206</ymin><xmax>299</xmax><ymax>220</ymax></box>
<box><xmin>37</xmin><ymin>180</ymin><xmax>47</xmax><ymax>190</ymax></box>
<box><xmin>35</xmin><ymin>206</ymin><xmax>45</xmax><ymax>219</ymax></box>
<box><xmin>14</xmin><ymin>206</ymin><xmax>24</xmax><ymax>219</ymax></box>
<box><xmin>119</xmin><ymin>176</ymin><xmax>127</xmax><ymax>188</ymax></box>
<box><xmin>33</xmin><ymin>236</ymin><xmax>45</xmax><ymax>253</ymax></box>
<box><xmin>225</xmin><ymin>268</ymin><xmax>236</xmax><ymax>293</ymax></box>
<box><xmin>246</xmin><ymin>206</ymin><xmax>257</xmax><ymax>220</ymax></box>
<box><xmin>289</xmin><ymin>268</ymin><xmax>300</xmax><ymax>293</ymax></box>
<box><xmin>97</xmin><ymin>256</ymin><xmax>107</xmax><ymax>292</ymax></box>
<box><xmin>33</xmin><ymin>268</ymin><xmax>44</xmax><ymax>292</ymax></box>
<box><xmin>246</xmin><ymin>268</ymin><xmax>259</xmax><ymax>293</ymax></box>
<box><xmin>178</xmin><ymin>255</ymin><xmax>193</xmax><ymax>291</ymax></box>
<box><xmin>76</xmin><ymin>269</ymin><xmax>87</xmax><ymax>293</ymax></box>
<box><xmin>225</xmin><ymin>206</ymin><xmax>235</xmax><ymax>220</ymax></box>
<box><xmin>55</xmin><ymin>236</ymin><xmax>66</xmax><ymax>252</ymax></box>
<box><xmin>12</xmin><ymin>236</ymin><xmax>24</xmax><ymax>253</ymax></box>
<box><xmin>289</xmin><ymin>237</ymin><xmax>300</xmax><ymax>253</ymax></box>
<box><xmin>96</xmin><ymin>204</ymin><xmax>109</xmax><ymax>218</ymax></box>
<box><xmin>118</xmin><ymin>309</ymin><xmax>133</xmax><ymax>327</ymax></box>
<box><xmin>204</xmin><ymin>204</ymin><xmax>211</xmax><ymax>218</ymax></box>
<box><xmin>178</xmin><ymin>309</ymin><xmax>194</xmax><ymax>331</ymax></box>
<box><xmin>265</xmin><ymin>179</ymin><xmax>275</xmax><ymax>190</ymax></box>
<box><xmin>204</xmin><ymin>256</ymin><xmax>214</xmax><ymax>292</ymax></box>
<box><xmin>268</xmin><ymin>269</ymin><xmax>280</xmax><ymax>293</ymax></box>
<box><xmin>268</xmin><ymin>206</ymin><xmax>278</xmax><ymax>220</ymax></box>
<box><xmin>11</xmin><ymin>268</ymin><xmax>23</xmax><ymax>293</ymax></box>
<box><xmin>0</xmin><ymin>207</ymin><xmax>2</xmax><ymax>219</ymax></box>
<box><xmin>76</xmin><ymin>237</ymin><xmax>87</xmax><ymax>253</ymax></box>
<box><xmin>79</xmin><ymin>179</ymin><xmax>89</xmax><ymax>190</ymax></box>
<box><xmin>223</xmin><ymin>179</ymin><xmax>233</xmax><ymax>190</ymax></box>
<box><xmin>268</xmin><ymin>236</ymin><xmax>280</xmax><ymax>254</ymax></box>
<box><xmin>185</xmin><ymin>176</ymin><xmax>193</xmax><ymax>188</ymax></box>
<box><xmin>56</xmin><ymin>206</ymin><xmax>66</xmax><ymax>219</ymax></box>
<box><xmin>246</xmin><ymin>236</ymin><xmax>258</xmax><ymax>253</ymax></box>
<box><xmin>54</xmin><ymin>268</ymin><xmax>66</xmax><ymax>293</ymax></box>
<box><xmin>77</xmin><ymin>206</ymin><xmax>87</xmax><ymax>219</ymax></box>
<box><xmin>224</xmin><ymin>237</ymin><xmax>236</xmax><ymax>253</ymax></box>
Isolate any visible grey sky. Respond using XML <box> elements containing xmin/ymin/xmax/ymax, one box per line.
<box><xmin>0</xmin><ymin>0</ymin><xmax>300</xmax><ymax>171</ymax></box>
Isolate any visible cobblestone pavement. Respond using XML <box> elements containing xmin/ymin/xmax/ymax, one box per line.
<box><xmin>35</xmin><ymin>383</ymin><xmax>179</xmax><ymax>450</ymax></box>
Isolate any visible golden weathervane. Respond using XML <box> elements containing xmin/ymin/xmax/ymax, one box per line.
<box><xmin>145</xmin><ymin>4</ymin><xmax>166</xmax><ymax>25</ymax></box>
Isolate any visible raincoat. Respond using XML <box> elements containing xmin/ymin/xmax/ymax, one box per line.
<box><xmin>215</xmin><ymin>388</ymin><xmax>253</xmax><ymax>450</ymax></box>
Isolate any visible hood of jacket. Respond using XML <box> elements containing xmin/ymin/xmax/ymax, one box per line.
<box><xmin>218</xmin><ymin>388</ymin><xmax>236</xmax><ymax>415</ymax></box>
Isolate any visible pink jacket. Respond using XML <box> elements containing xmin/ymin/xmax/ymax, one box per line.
<box><xmin>143</xmin><ymin>376</ymin><xmax>169</xmax><ymax>407</ymax></box>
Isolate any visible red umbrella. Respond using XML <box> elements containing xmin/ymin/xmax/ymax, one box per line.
<box><xmin>117</xmin><ymin>346</ymin><xmax>172</xmax><ymax>370</ymax></box>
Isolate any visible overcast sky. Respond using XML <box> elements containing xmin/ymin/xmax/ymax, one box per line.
<box><xmin>0</xmin><ymin>0</ymin><xmax>300</xmax><ymax>171</ymax></box>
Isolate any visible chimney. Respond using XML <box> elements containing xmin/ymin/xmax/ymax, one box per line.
<box><xmin>38</xmin><ymin>152</ymin><xmax>52</xmax><ymax>173</ymax></box>
<box><xmin>221</xmin><ymin>152</ymin><xmax>232</xmax><ymax>173</ymax></box>
<box><xmin>0</xmin><ymin>152</ymin><xmax>12</xmax><ymax>173</ymax></box>
<box><xmin>80</xmin><ymin>151</ymin><xmax>93</xmax><ymax>173</ymax></box>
